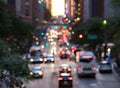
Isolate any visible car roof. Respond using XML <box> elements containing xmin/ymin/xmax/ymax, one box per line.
<box><xmin>80</xmin><ymin>51</ymin><xmax>94</xmax><ymax>56</ymax></box>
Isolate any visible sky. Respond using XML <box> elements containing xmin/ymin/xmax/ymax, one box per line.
<box><xmin>51</xmin><ymin>0</ymin><xmax>65</xmax><ymax>16</ymax></box>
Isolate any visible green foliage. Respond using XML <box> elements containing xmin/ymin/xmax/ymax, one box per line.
<box><xmin>0</xmin><ymin>0</ymin><xmax>11</xmax><ymax>37</ymax></box>
<box><xmin>70</xmin><ymin>17</ymin><xmax>104</xmax><ymax>46</ymax></box>
<box><xmin>0</xmin><ymin>54</ymin><xmax>29</xmax><ymax>77</ymax></box>
<box><xmin>111</xmin><ymin>0</ymin><xmax>120</xmax><ymax>7</ymax></box>
<box><xmin>10</xmin><ymin>16</ymin><xmax>34</xmax><ymax>54</ymax></box>
<box><xmin>0</xmin><ymin>40</ymin><xmax>11</xmax><ymax>56</ymax></box>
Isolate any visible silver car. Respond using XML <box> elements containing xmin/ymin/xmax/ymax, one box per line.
<box><xmin>76</xmin><ymin>51</ymin><xmax>97</xmax><ymax>77</ymax></box>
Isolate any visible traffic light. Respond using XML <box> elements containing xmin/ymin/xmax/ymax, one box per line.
<box><xmin>66</xmin><ymin>42</ymin><xmax>70</xmax><ymax>46</ymax></box>
<box><xmin>45</xmin><ymin>42</ymin><xmax>49</xmax><ymax>46</ymax></box>
<box><xmin>32</xmin><ymin>35</ymin><xmax>36</xmax><ymax>39</ymax></box>
<box><xmin>40</xmin><ymin>32</ymin><xmax>45</xmax><ymax>36</ymax></box>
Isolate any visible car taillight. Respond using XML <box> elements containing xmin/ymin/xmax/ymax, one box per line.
<box><xmin>94</xmin><ymin>56</ymin><xmax>96</xmax><ymax>59</ymax></box>
<box><xmin>77</xmin><ymin>66</ymin><xmax>82</xmax><ymax>71</ymax></box>
<box><xmin>68</xmin><ymin>77</ymin><xmax>72</xmax><ymax>80</ymax></box>
<box><xmin>92</xmin><ymin>66</ymin><xmax>96</xmax><ymax>71</ymax></box>
<box><xmin>58</xmin><ymin>77</ymin><xmax>63</xmax><ymax>80</ymax></box>
<box><xmin>68</xmin><ymin>68</ymin><xmax>71</xmax><ymax>71</ymax></box>
<box><xmin>59</xmin><ymin>68</ymin><xmax>62</xmax><ymax>71</ymax></box>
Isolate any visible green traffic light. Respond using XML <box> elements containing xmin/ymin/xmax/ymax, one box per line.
<box><xmin>41</xmin><ymin>32</ymin><xmax>44</xmax><ymax>36</ymax></box>
<box><xmin>45</xmin><ymin>42</ymin><xmax>49</xmax><ymax>46</ymax></box>
<box><xmin>61</xmin><ymin>22</ymin><xmax>64</xmax><ymax>25</ymax></box>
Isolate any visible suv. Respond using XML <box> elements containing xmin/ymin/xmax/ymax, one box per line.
<box><xmin>76</xmin><ymin>51</ymin><xmax>97</xmax><ymax>77</ymax></box>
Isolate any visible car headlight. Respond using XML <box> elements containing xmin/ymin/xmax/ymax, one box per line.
<box><xmin>39</xmin><ymin>72</ymin><xmax>43</xmax><ymax>75</ymax></box>
<box><xmin>30</xmin><ymin>72</ymin><xmax>33</xmax><ymax>75</ymax></box>
<box><xmin>40</xmin><ymin>58</ymin><xmax>43</xmax><ymax>61</ymax></box>
<box><xmin>44</xmin><ymin>59</ymin><xmax>47</xmax><ymax>61</ymax></box>
<box><xmin>30</xmin><ymin>59</ymin><xmax>33</xmax><ymax>62</ymax></box>
<box><xmin>51</xmin><ymin>59</ymin><xmax>54</xmax><ymax>61</ymax></box>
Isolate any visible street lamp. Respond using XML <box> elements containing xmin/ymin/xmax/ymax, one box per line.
<box><xmin>103</xmin><ymin>19</ymin><xmax>107</xmax><ymax>60</ymax></box>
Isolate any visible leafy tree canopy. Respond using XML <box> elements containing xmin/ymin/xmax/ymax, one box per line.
<box><xmin>0</xmin><ymin>0</ymin><xmax>11</xmax><ymax>37</ymax></box>
<box><xmin>111</xmin><ymin>0</ymin><xmax>120</xmax><ymax>7</ymax></box>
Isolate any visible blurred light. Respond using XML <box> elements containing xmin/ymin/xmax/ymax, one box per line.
<box><xmin>41</xmin><ymin>45</ymin><xmax>44</xmax><ymax>48</ymax></box>
<box><xmin>6</xmin><ymin>37</ymin><xmax>10</xmax><ymax>41</ymax></box>
<box><xmin>103</xmin><ymin>20</ymin><xmax>107</xmax><ymax>25</ymax></box>
<box><xmin>36</xmin><ymin>37</ymin><xmax>39</xmax><ymax>40</ymax></box>
<box><xmin>79</xmin><ymin>34</ymin><xmax>83</xmax><ymax>38</ymax></box>
<box><xmin>36</xmin><ymin>41</ymin><xmax>39</xmax><ymax>45</ymax></box>
<box><xmin>51</xmin><ymin>0</ymin><xmax>65</xmax><ymax>16</ymax></box>
<box><xmin>66</xmin><ymin>42</ymin><xmax>70</xmax><ymax>46</ymax></box>
<box><xmin>45</xmin><ymin>42</ymin><xmax>49</xmax><ymax>46</ymax></box>
<box><xmin>32</xmin><ymin>36</ymin><xmax>36</xmax><ymax>39</ymax></box>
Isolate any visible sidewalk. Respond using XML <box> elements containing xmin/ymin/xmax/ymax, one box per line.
<box><xmin>113</xmin><ymin>62</ymin><xmax>120</xmax><ymax>76</ymax></box>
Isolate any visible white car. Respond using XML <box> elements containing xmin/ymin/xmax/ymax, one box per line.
<box><xmin>76</xmin><ymin>51</ymin><xmax>97</xmax><ymax>77</ymax></box>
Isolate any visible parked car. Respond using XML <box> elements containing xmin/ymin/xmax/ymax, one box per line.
<box><xmin>99</xmin><ymin>60</ymin><xmax>112</xmax><ymax>73</ymax></box>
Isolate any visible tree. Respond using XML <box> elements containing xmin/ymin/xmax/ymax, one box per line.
<box><xmin>0</xmin><ymin>40</ymin><xmax>29</xmax><ymax>88</ymax></box>
<box><xmin>70</xmin><ymin>17</ymin><xmax>104</xmax><ymax>49</ymax></box>
<box><xmin>0</xmin><ymin>40</ymin><xmax>11</xmax><ymax>56</ymax></box>
<box><xmin>111</xmin><ymin>0</ymin><xmax>120</xmax><ymax>7</ymax></box>
<box><xmin>0</xmin><ymin>0</ymin><xmax>11</xmax><ymax>37</ymax></box>
<box><xmin>10</xmin><ymin>16</ymin><xmax>34</xmax><ymax>54</ymax></box>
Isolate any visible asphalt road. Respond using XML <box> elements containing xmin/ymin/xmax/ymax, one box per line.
<box><xmin>25</xmin><ymin>54</ymin><xmax>120</xmax><ymax>88</ymax></box>
<box><xmin>25</xmin><ymin>35</ymin><xmax>120</xmax><ymax>88</ymax></box>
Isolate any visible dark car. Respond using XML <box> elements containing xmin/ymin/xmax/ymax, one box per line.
<box><xmin>44</xmin><ymin>55</ymin><xmax>55</xmax><ymax>63</ymax></box>
<box><xmin>99</xmin><ymin>61</ymin><xmax>112</xmax><ymax>73</ymax></box>
<box><xmin>59</xmin><ymin>64</ymin><xmax>72</xmax><ymax>75</ymax></box>
<box><xmin>58</xmin><ymin>73</ymin><xmax>73</xmax><ymax>88</ymax></box>
<box><xmin>60</xmin><ymin>54</ymin><xmax>68</xmax><ymax>59</ymax></box>
<box><xmin>30</xmin><ymin>67</ymin><xmax>43</xmax><ymax>78</ymax></box>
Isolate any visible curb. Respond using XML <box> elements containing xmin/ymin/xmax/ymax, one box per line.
<box><xmin>113</xmin><ymin>63</ymin><xmax>120</xmax><ymax>76</ymax></box>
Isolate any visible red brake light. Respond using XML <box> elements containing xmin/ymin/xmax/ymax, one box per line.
<box><xmin>68</xmin><ymin>77</ymin><xmax>72</xmax><ymax>80</ymax></box>
<box><xmin>58</xmin><ymin>77</ymin><xmax>63</xmax><ymax>80</ymax></box>
<box><xmin>92</xmin><ymin>66</ymin><xmax>96</xmax><ymax>71</ymax></box>
<box><xmin>77</xmin><ymin>66</ymin><xmax>82</xmax><ymax>70</ymax></box>
<box><xmin>59</xmin><ymin>68</ymin><xmax>62</xmax><ymax>71</ymax></box>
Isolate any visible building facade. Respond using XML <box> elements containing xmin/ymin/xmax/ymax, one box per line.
<box><xmin>83</xmin><ymin>0</ymin><xmax>120</xmax><ymax>22</ymax></box>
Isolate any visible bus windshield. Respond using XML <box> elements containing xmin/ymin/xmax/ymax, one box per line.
<box><xmin>30</xmin><ymin>50</ymin><xmax>42</xmax><ymax>57</ymax></box>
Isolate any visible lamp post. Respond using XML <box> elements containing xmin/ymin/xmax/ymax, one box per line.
<box><xmin>103</xmin><ymin>20</ymin><xmax>107</xmax><ymax>60</ymax></box>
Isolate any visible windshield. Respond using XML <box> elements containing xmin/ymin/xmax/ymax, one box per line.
<box><xmin>46</xmin><ymin>56</ymin><xmax>54</xmax><ymax>58</ymax></box>
<box><xmin>32</xmin><ymin>68</ymin><xmax>41</xmax><ymax>71</ymax></box>
<box><xmin>79</xmin><ymin>58</ymin><xmax>93</xmax><ymax>63</ymax></box>
<box><xmin>30</xmin><ymin>50</ymin><xmax>42</xmax><ymax>57</ymax></box>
